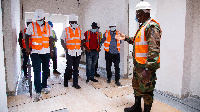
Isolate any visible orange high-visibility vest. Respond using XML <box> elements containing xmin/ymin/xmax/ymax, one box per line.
<box><xmin>85</xmin><ymin>30</ymin><xmax>101</xmax><ymax>50</ymax></box>
<box><xmin>135</xmin><ymin>19</ymin><xmax>161</xmax><ymax>64</ymax></box>
<box><xmin>104</xmin><ymin>30</ymin><xmax>120</xmax><ymax>52</ymax></box>
<box><xmin>21</xmin><ymin>28</ymin><xmax>32</xmax><ymax>49</ymax></box>
<box><xmin>65</xmin><ymin>27</ymin><xmax>81</xmax><ymax>50</ymax></box>
<box><xmin>31</xmin><ymin>22</ymin><xmax>50</xmax><ymax>50</ymax></box>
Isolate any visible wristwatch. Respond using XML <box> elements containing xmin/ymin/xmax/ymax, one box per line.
<box><xmin>145</xmin><ymin>67</ymin><xmax>149</xmax><ymax>71</ymax></box>
<box><xmin>51</xmin><ymin>50</ymin><xmax>54</xmax><ymax>52</ymax></box>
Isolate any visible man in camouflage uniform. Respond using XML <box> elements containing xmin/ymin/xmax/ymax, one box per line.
<box><xmin>115</xmin><ymin>1</ymin><xmax>161</xmax><ymax>112</ymax></box>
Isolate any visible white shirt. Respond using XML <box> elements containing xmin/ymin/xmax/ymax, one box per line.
<box><xmin>60</xmin><ymin>27</ymin><xmax>84</xmax><ymax>57</ymax></box>
<box><xmin>26</xmin><ymin>22</ymin><xmax>53</xmax><ymax>54</ymax></box>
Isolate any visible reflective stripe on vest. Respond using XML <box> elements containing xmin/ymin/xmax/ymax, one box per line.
<box><xmin>65</xmin><ymin>27</ymin><xmax>81</xmax><ymax>50</ymax></box>
<box><xmin>31</xmin><ymin>22</ymin><xmax>50</xmax><ymax>50</ymax></box>
<box><xmin>104</xmin><ymin>30</ymin><xmax>120</xmax><ymax>52</ymax></box>
<box><xmin>135</xmin><ymin>19</ymin><xmax>161</xmax><ymax>64</ymax></box>
<box><xmin>85</xmin><ymin>30</ymin><xmax>100</xmax><ymax>50</ymax></box>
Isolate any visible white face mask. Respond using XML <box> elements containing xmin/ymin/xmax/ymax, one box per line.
<box><xmin>110</xmin><ymin>27</ymin><xmax>116</xmax><ymax>32</ymax></box>
<box><xmin>91</xmin><ymin>29</ymin><xmax>97</xmax><ymax>33</ymax></box>
<box><xmin>71</xmin><ymin>23</ymin><xmax>78</xmax><ymax>29</ymax></box>
<box><xmin>37</xmin><ymin>21</ymin><xmax>44</xmax><ymax>26</ymax></box>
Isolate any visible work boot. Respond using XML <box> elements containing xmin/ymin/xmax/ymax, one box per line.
<box><xmin>107</xmin><ymin>78</ymin><xmax>111</xmax><ymax>83</ymax></box>
<box><xmin>144</xmin><ymin>104</ymin><xmax>152</xmax><ymax>112</ymax></box>
<box><xmin>90</xmin><ymin>78</ymin><xmax>98</xmax><ymax>82</ymax></box>
<box><xmin>115</xmin><ymin>81</ymin><xmax>122</xmax><ymax>86</ymax></box>
<box><xmin>53</xmin><ymin>70</ymin><xmax>61</xmax><ymax>75</ymax></box>
<box><xmin>124</xmin><ymin>96</ymin><xmax>142</xmax><ymax>112</ymax></box>
<box><xmin>86</xmin><ymin>77</ymin><xmax>90</xmax><ymax>83</ymax></box>
<box><xmin>72</xmin><ymin>84</ymin><xmax>81</xmax><ymax>89</ymax></box>
<box><xmin>95</xmin><ymin>73</ymin><xmax>100</xmax><ymax>77</ymax></box>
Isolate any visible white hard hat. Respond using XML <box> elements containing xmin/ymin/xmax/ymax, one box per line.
<box><xmin>96</xmin><ymin>22</ymin><xmax>101</xmax><ymax>27</ymax></box>
<box><xmin>135</xmin><ymin>1</ymin><xmax>152</xmax><ymax>11</ymax></box>
<box><xmin>109</xmin><ymin>21</ymin><xmax>116</xmax><ymax>26</ymax></box>
<box><xmin>26</xmin><ymin>19</ymin><xmax>32</xmax><ymax>23</ymax></box>
<box><xmin>69</xmin><ymin>14</ymin><xmax>78</xmax><ymax>21</ymax></box>
<box><xmin>34</xmin><ymin>9</ymin><xmax>45</xmax><ymax>20</ymax></box>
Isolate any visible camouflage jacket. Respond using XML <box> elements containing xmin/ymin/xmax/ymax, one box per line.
<box><xmin>125</xmin><ymin>19</ymin><xmax>162</xmax><ymax>71</ymax></box>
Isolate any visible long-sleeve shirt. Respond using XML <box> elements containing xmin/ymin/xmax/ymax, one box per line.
<box><xmin>101</xmin><ymin>30</ymin><xmax>122</xmax><ymax>54</ymax></box>
<box><xmin>125</xmin><ymin>19</ymin><xmax>161</xmax><ymax>70</ymax></box>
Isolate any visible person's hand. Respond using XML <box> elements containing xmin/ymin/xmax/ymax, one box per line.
<box><xmin>115</xmin><ymin>31</ymin><xmax>126</xmax><ymax>40</ymax></box>
<box><xmin>86</xmin><ymin>48</ymin><xmax>91</xmax><ymax>53</ymax></box>
<box><xmin>97</xmin><ymin>49</ymin><xmax>101</xmax><ymax>53</ymax></box>
<box><xmin>26</xmin><ymin>48</ymin><xmax>31</xmax><ymax>56</ymax></box>
<box><xmin>141</xmin><ymin>69</ymin><xmax>151</xmax><ymax>84</ymax></box>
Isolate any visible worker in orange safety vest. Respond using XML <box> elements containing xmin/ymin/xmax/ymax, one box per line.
<box><xmin>25</xmin><ymin>9</ymin><xmax>54</xmax><ymax>102</ymax></box>
<box><xmin>115</xmin><ymin>1</ymin><xmax>162</xmax><ymax>112</ymax></box>
<box><xmin>61</xmin><ymin>14</ymin><xmax>84</xmax><ymax>89</ymax></box>
<box><xmin>83</xmin><ymin>22</ymin><xmax>101</xmax><ymax>83</ymax></box>
<box><xmin>18</xmin><ymin>19</ymin><xmax>32</xmax><ymax>78</ymax></box>
<box><xmin>100</xmin><ymin>21</ymin><xmax>122</xmax><ymax>86</ymax></box>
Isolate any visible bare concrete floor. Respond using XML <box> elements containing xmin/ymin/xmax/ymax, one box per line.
<box><xmin>7</xmin><ymin>57</ymin><xmax>184</xmax><ymax>112</ymax></box>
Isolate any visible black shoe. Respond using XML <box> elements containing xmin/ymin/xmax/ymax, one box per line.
<box><xmin>95</xmin><ymin>73</ymin><xmax>100</xmax><ymax>77</ymax></box>
<box><xmin>64</xmin><ymin>84</ymin><xmax>68</xmax><ymax>87</ymax></box>
<box><xmin>64</xmin><ymin>81</ymin><xmax>68</xmax><ymax>87</ymax></box>
<box><xmin>115</xmin><ymin>81</ymin><xmax>122</xmax><ymax>86</ymax></box>
<box><xmin>53</xmin><ymin>70</ymin><xmax>61</xmax><ymax>75</ymax></box>
<box><xmin>90</xmin><ymin>78</ymin><xmax>98</xmax><ymax>82</ymax></box>
<box><xmin>86</xmin><ymin>79</ymin><xmax>90</xmax><ymax>83</ymax></box>
<box><xmin>124</xmin><ymin>96</ymin><xmax>142</xmax><ymax>112</ymax></box>
<box><xmin>107</xmin><ymin>79</ymin><xmax>111</xmax><ymax>83</ymax></box>
<box><xmin>72</xmin><ymin>84</ymin><xmax>81</xmax><ymax>89</ymax></box>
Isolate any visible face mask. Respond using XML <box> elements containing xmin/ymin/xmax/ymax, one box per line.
<box><xmin>135</xmin><ymin>17</ymin><xmax>138</xmax><ymax>22</ymax></box>
<box><xmin>110</xmin><ymin>27</ymin><xmax>116</xmax><ymax>32</ymax></box>
<box><xmin>91</xmin><ymin>29</ymin><xmax>97</xmax><ymax>33</ymax></box>
<box><xmin>37</xmin><ymin>21</ymin><xmax>44</xmax><ymax>26</ymax></box>
<box><xmin>71</xmin><ymin>23</ymin><xmax>78</xmax><ymax>29</ymax></box>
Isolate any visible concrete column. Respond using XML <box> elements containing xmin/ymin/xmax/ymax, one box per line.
<box><xmin>0</xmin><ymin>0</ymin><xmax>8</xmax><ymax>111</ymax></box>
<box><xmin>2</xmin><ymin>0</ymin><xmax>21</xmax><ymax>95</ymax></box>
<box><xmin>188</xmin><ymin>0</ymin><xmax>200</xmax><ymax>97</ymax></box>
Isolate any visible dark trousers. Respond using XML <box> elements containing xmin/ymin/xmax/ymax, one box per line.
<box><xmin>105</xmin><ymin>51</ymin><xmax>120</xmax><ymax>81</ymax></box>
<box><xmin>86</xmin><ymin>50</ymin><xmax>99</xmax><ymax>79</ymax></box>
<box><xmin>22</xmin><ymin>49</ymin><xmax>29</xmax><ymax>76</ymax></box>
<box><xmin>31</xmin><ymin>53</ymin><xmax>50</xmax><ymax>93</ymax></box>
<box><xmin>52</xmin><ymin>47</ymin><xmax>58</xmax><ymax>71</ymax></box>
<box><xmin>64</xmin><ymin>53</ymin><xmax>81</xmax><ymax>85</ymax></box>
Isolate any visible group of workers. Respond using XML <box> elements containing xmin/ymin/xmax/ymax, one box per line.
<box><xmin>18</xmin><ymin>1</ymin><xmax>161</xmax><ymax>112</ymax></box>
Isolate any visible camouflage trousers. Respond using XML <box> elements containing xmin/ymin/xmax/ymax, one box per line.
<box><xmin>132</xmin><ymin>66</ymin><xmax>157</xmax><ymax>105</ymax></box>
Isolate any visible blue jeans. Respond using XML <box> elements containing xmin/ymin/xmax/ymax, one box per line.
<box><xmin>86</xmin><ymin>50</ymin><xmax>99</xmax><ymax>79</ymax></box>
<box><xmin>22</xmin><ymin>49</ymin><xmax>29</xmax><ymax>76</ymax></box>
<box><xmin>31</xmin><ymin>53</ymin><xmax>50</xmax><ymax>93</ymax></box>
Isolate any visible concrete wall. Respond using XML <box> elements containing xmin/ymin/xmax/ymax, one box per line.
<box><xmin>2</xmin><ymin>0</ymin><xmax>21</xmax><ymax>94</ymax></box>
<box><xmin>0</xmin><ymin>0</ymin><xmax>8</xmax><ymax>111</ymax></box>
<box><xmin>155</xmin><ymin>0</ymin><xmax>186</xmax><ymax>98</ymax></box>
<box><xmin>81</xmin><ymin>0</ymin><xmax>129</xmax><ymax>77</ymax></box>
<box><xmin>189</xmin><ymin>0</ymin><xmax>200</xmax><ymax>97</ymax></box>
